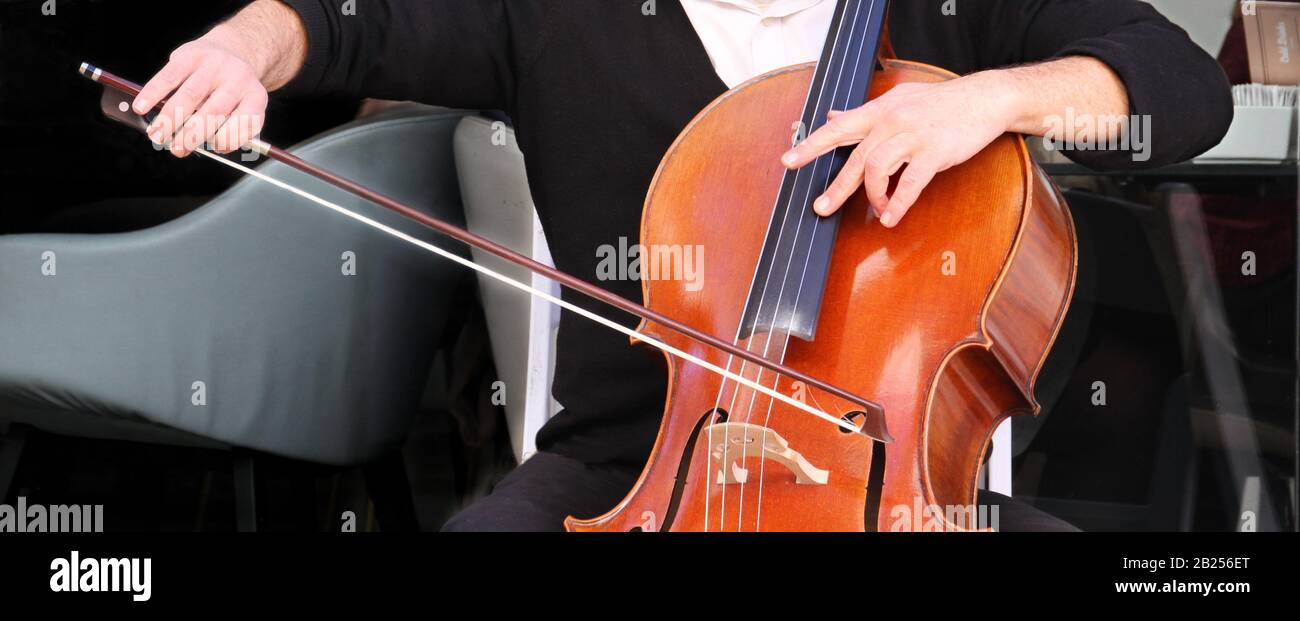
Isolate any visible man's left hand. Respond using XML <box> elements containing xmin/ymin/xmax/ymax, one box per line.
<box><xmin>780</xmin><ymin>71</ymin><xmax>1016</xmax><ymax>228</ymax></box>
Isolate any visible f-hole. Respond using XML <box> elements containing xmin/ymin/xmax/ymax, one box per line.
<box><xmin>654</xmin><ymin>408</ymin><xmax>728</xmax><ymax>532</ymax></box>
<box><xmin>839</xmin><ymin>410</ymin><xmax>867</xmax><ymax>434</ymax></box>
<box><xmin>863</xmin><ymin>440</ymin><xmax>887</xmax><ymax>532</ymax></box>
<box><xmin>838</xmin><ymin>410</ymin><xmax>887</xmax><ymax>531</ymax></box>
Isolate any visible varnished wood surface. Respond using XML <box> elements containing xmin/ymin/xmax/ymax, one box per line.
<box><xmin>567</xmin><ymin>60</ymin><xmax>1077</xmax><ymax>532</ymax></box>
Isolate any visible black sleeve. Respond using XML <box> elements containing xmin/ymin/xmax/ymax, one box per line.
<box><xmin>278</xmin><ymin>0</ymin><xmax>546</xmax><ymax>112</ymax></box>
<box><xmin>978</xmin><ymin>0</ymin><xmax>1234</xmax><ymax>170</ymax></box>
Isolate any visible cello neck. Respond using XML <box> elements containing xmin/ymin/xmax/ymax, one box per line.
<box><xmin>737</xmin><ymin>0</ymin><xmax>890</xmax><ymax>343</ymax></box>
<box><xmin>802</xmin><ymin>0</ymin><xmax>890</xmax><ymax>134</ymax></box>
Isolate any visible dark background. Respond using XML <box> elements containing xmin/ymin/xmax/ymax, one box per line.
<box><xmin>0</xmin><ymin>0</ymin><xmax>358</xmax><ymax>234</ymax></box>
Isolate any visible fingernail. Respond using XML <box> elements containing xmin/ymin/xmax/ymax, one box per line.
<box><xmin>813</xmin><ymin>196</ymin><xmax>829</xmax><ymax>214</ymax></box>
<box><xmin>781</xmin><ymin>151</ymin><xmax>798</xmax><ymax>167</ymax></box>
<box><xmin>133</xmin><ymin>100</ymin><xmax>149</xmax><ymax>114</ymax></box>
<box><xmin>880</xmin><ymin>211</ymin><xmax>895</xmax><ymax>227</ymax></box>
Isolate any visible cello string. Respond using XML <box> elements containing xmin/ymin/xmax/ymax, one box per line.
<box><xmin>751</xmin><ymin>0</ymin><xmax>877</xmax><ymax>532</ymax></box>
<box><xmin>745</xmin><ymin>0</ymin><xmax>873</xmax><ymax>531</ymax></box>
<box><xmin>735</xmin><ymin>0</ymin><xmax>870</xmax><ymax>531</ymax></box>
<box><xmin>709</xmin><ymin>0</ymin><xmax>861</xmax><ymax>531</ymax></box>
<box><xmin>187</xmin><ymin>146</ymin><xmax>861</xmax><ymax>434</ymax></box>
<box><xmin>700</xmin><ymin>0</ymin><xmax>852</xmax><ymax>531</ymax></box>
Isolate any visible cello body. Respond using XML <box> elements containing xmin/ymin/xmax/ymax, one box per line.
<box><xmin>567</xmin><ymin>59</ymin><xmax>1078</xmax><ymax>532</ymax></box>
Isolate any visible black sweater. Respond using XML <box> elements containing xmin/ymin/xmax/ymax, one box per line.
<box><xmin>281</xmin><ymin>0</ymin><xmax>1232</xmax><ymax>465</ymax></box>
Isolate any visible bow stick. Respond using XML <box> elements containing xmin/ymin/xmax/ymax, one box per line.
<box><xmin>79</xmin><ymin>62</ymin><xmax>892</xmax><ymax>443</ymax></box>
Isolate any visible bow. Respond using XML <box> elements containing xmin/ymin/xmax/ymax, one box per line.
<box><xmin>79</xmin><ymin>62</ymin><xmax>892</xmax><ymax>443</ymax></box>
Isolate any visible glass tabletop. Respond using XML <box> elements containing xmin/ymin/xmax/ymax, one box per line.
<box><xmin>1014</xmin><ymin>160</ymin><xmax>1298</xmax><ymax>532</ymax></box>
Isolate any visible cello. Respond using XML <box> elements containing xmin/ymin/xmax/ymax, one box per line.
<box><xmin>80</xmin><ymin>0</ymin><xmax>1075</xmax><ymax>533</ymax></box>
<box><xmin>566</xmin><ymin>0</ymin><xmax>1077</xmax><ymax>532</ymax></box>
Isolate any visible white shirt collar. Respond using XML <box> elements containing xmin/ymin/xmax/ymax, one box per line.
<box><xmin>702</xmin><ymin>0</ymin><xmax>829</xmax><ymax>19</ymax></box>
<box><xmin>682</xmin><ymin>0</ymin><xmax>837</xmax><ymax>88</ymax></box>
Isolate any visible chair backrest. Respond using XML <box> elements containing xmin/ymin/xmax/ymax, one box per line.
<box><xmin>452</xmin><ymin>116</ymin><xmax>561</xmax><ymax>463</ymax></box>
<box><xmin>0</xmin><ymin>107</ymin><xmax>470</xmax><ymax>466</ymax></box>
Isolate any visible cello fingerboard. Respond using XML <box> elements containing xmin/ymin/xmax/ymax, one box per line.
<box><xmin>739</xmin><ymin>0</ymin><xmax>889</xmax><ymax>344</ymax></box>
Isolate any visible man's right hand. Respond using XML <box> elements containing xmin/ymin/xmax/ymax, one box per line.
<box><xmin>131</xmin><ymin>0</ymin><xmax>308</xmax><ymax>158</ymax></box>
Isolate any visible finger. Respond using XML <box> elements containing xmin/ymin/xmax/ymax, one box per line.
<box><xmin>174</xmin><ymin>78</ymin><xmax>244</xmax><ymax>157</ymax></box>
<box><xmin>813</xmin><ymin>121</ymin><xmax>896</xmax><ymax>218</ymax></box>
<box><xmin>210</xmin><ymin>92</ymin><xmax>267</xmax><ymax>154</ymax></box>
<box><xmin>861</xmin><ymin>133</ymin><xmax>917</xmax><ymax>213</ymax></box>
<box><xmin>879</xmin><ymin>158</ymin><xmax>940</xmax><ymax>228</ymax></box>
<box><xmin>782</xmin><ymin>106</ymin><xmax>874</xmax><ymax>169</ymax></box>
<box><xmin>811</xmin><ymin>142</ymin><xmax>868</xmax><ymax>216</ymax></box>
<box><xmin>150</xmin><ymin>63</ymin><xmax>219</xmax><ymax>155</ymax></box>
<box><xmin>132</xmin><ymin>52</ymin><xmax>201</xmax><ymax>114</ymax></box>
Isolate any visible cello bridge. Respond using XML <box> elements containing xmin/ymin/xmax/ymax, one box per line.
<box><xmin>705</xmin><ymin>422</ymin><xmax>829</xmax><ymax>486</ymax></box>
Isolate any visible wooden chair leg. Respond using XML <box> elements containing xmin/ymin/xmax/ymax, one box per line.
<box><xmin>233</xmin><ymin>451</ymin><xmax>320</xmax><ymax>532</ymax></box>
<box><xmin>362</xmin><ymin>451</ymin><xmax>420</xmax><ymax>532</ymax></box>
<box><xmin>0</xmin><ymin>425</ymin><xmax>28</xmax><ymax>503</ymax></box>
<box><xmin>232</xmin><ymin>451</ymin><xmax>261</xmax><ymax>533</ymax></box>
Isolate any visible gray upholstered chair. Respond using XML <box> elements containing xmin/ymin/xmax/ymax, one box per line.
<box><xmin>0</xmin><ymin>105</ymin><xmax>470</xmax><ymax>530</ymax></box>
